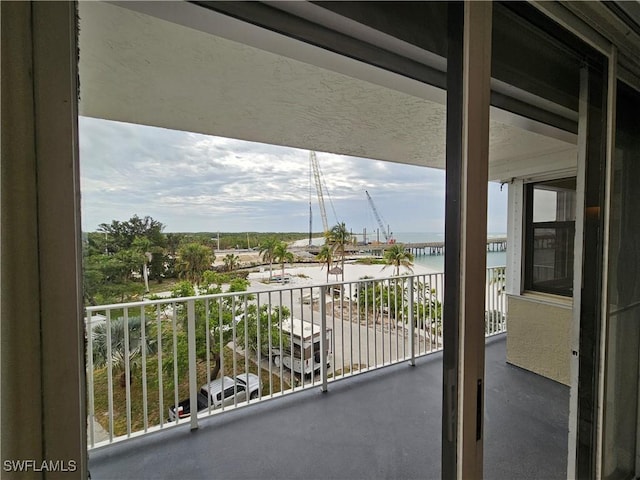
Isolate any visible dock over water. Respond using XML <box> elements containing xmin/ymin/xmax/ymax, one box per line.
<box><xmin>402</xmin><ymin>237</ymin><xmax>507</xmax><ymax>255</ymax></box>
<box><xmin>292</xmin><ymin>237</ymin><xmax>507</xmax><ymax>256</ymax></box>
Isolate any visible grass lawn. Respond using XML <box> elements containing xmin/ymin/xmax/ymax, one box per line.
<box><xmin>146</xmin><ymin>278</ymin><xmax>180</xmax><ymax>295</ymax></box>
<box><xmin>91</xmin><ymin>347</ymin><xmax>288</xmax><ymax>437</ymax></box>
<box><xmin>353</xmin><ymin>257</ymin><xmax>386</xmax><ymax>265</ymax></box>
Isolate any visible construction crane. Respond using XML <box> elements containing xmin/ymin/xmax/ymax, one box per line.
<box><xmin>310</xmin><ymin>151</ymin><xmax>329</xmax><ymax>235</ymax></box>
<box><xmin>365</xmin><ymin>190</ymin><xmax>394</xmax><ymax>243</ymax></box>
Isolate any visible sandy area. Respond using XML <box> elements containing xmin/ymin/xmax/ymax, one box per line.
<box><xmin>248</xmin><ymin>260</ymin><xmax>440</xmax><ymax>286</ymax></box>
<box><xmin>212</xmin><ymin>251</ymin><xmax>262</xmax><ymax>268</ymax></box>
<box><xmin>216</xmin><ymin>247</ymin><xmax>441</xmax><ymax>286</ymax></box>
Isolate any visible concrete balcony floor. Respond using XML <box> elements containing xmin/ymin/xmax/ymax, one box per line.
<box><xmin>88</xmin><ymin>335</ymin><xmax>569</xmax><ymax>480</ymax></box>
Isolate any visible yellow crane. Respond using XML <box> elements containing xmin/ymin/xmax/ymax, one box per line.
<box><xmin>310</xmin><ymin>151</ymin><xmax>329</xmax><ymax>235</ymax></box>
<box><xmin>365</xmin><ymin>190</ymin><xmax>394</xmax><ymax>244</ymax></box>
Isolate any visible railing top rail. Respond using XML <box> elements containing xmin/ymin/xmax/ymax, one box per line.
<box><xmin>85</xmin><ymin>272</ymin><xmax>433</xmax><ymax>312</ymax></box>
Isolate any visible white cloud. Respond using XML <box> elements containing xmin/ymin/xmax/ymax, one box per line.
<box><xmin>79</xmin><ymin>117</ymin><xmax>507</xmax><ymax>234</ymax></box>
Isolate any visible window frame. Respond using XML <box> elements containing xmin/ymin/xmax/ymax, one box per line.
<box><xmin>524</xmin><ymin>177</ymin><xmax>577</xmax><ymax>297</ymax></box>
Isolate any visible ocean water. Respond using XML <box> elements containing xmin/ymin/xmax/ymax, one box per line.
<box><xmin>392</xmin><ymin>231</ymin><xmax>506</xmax><ymax>243</ymax></box>
<box><xmin>411</xmin><ymin>251</ymin><xmax>506</xmax><ymax>272</ymax></box>
<box><xmin>302</xmin><ymin>231</ymin><xmax>507</xmax><ymax>271</ymax></box>
<box><xmin>393</xmin><ymin>232</ymin><xmax>506</xmax><ymax>272</ymax></box>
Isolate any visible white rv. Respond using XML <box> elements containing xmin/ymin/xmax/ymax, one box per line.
<box><xmin>271</xmin><ymin>318</ymin><xmax>332</xmax><ymax>375</ymax></box>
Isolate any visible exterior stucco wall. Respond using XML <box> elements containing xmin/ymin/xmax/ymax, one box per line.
<box><xmin>506</xmin><ymin>294</ymin><xmax>572</xmax><ymax>386</ymax></box>
<box><xmin>77</xmin><ymin>2</ymin><xmax>577</xmax><ymax>181</ymax></box>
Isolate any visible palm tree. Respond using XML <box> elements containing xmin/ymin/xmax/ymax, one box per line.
<box><xmin>223</xmin><ymin>253</ymin><xmax>240</xmax><ymax>272</ymax></box>
<box><xmin>110</xmin><ymin>348</ymin><xmax>142</xmax><ymax>388</ymax></box>
<box><xmin>177</xmin><ymin>242</ymin><xmax>213</xmax><ymax>286</ymax></box>
<box><xmin>382</xmin><ymin>244</ymin><xmax>414</xmax><ymax>276</ymax></box>
<box><xmin>132</xmin><ymin>236</ymin><xmax>152</xmax><ymax>292</ymax></box>
<box><xmin>327</xmin><ymin>222</ymin><xmax>351</xmax><ymax>281</ymax></box>
<box><xmin>258</xmin><ymin>237</ymin><xmax>279</xmax><ymax>280</ymax></box>
<box><xmin>316</xmin><ymin>244</ymin><xmax>333</xmax><ymax>282</ymax></box>
<box><xmin>91</xmin><ymin>316</ymin><xmax>156</xmax><ymax>388</ymax></box>
<box><xmin>273</xmin><ymin>241</ymin><xmax>294</xmax><ymax>280</ymax></box>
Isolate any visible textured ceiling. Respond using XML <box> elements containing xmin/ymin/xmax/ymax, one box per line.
<box><xmin>78</xmin><ymin>1</ymin><xmax>577</xmax><ymax>182</ymax></box>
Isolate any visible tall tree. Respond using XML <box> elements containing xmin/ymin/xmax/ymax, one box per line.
<box><xmin>148</xmin><ymin>246</ymin><xmax>167</xmax><ymax>283</ymax></box>
<box><xmin>177</xmin><ymin>242</ymin><xmax>213</xmax><ymax>286</ymax></box>
<box><xmin>97</xmin><ymin>214</ymin><xmax>165</xmax><ymax>252</ymax></box>
<box><xmin>258</xmin><ymin>237</ymin><xmax>279</xmax><ymax>279</ymax></box>
<box><xmin>132</xmin><ymin>236</ymin><xmax>152</xmax><ymax>291</ymax></box>
<box><xmin>316</xmin><ymin>245</ymin><xmax>333</xmax><ymax>282</ymax></box>
<box><xmin>223</xmin><ymin>253</ymin><xmax>240</xmax><ymax>272</ymax></box>
<box><xmin>165</xmin><ymin>233</ymin><xmax>184</xmax><ymax>257</ymax></box>
<box><xmin>166</xmin><ymin>279</ymin><xmax>285</xmax><ymax>382</ymax></box>
<box><xmin>273</xmin><ymin>241</ymin><xmax>294</xmax><ymax>280</ymax></box>
<box><xmin>327</xmin><ymin>222</ymin><xmax>351</xmax><ymax>281</ymax></box>
<box><xmin>382</xmin><ymin>244</ymin><xmax>414</xmax><ymax>276</ymax></box>
<box><xmin>236</xmin><ymin>305</ymin><xmax>290</xmax><ymax>357</ymax></box>
<box><xmin>110</xmin><ymin>249</ymin><xmax>147</xmax><ymax>284</ymax></box>
<box><xmin>83</xmin><ymin>252</ymin><xmax>146</xmax><ymax>305</ymax></box>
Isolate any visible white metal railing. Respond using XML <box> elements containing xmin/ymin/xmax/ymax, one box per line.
<box><xmin>486</xmin><ymin>266</ymin><xmax>507</xmax><ymax>336</ymax></box>
<box><xmin>86</xmin><ymin>266</ymin><xmax>506</xmax><ymax>448</ymax></box>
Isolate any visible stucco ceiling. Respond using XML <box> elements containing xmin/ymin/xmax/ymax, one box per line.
<box><xmin>78</xmin><ymin>1</ymin><xmax>577</xmax><ymax>182</ymax></box>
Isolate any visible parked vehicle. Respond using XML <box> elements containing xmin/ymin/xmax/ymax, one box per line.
<box><xmin>270</xmin><ymin>274</ymin><xmax>291</xmax><ymax>284</ymax></box>
<box><xmin>270</xmin><ymin>318</ymin><xmax>332</xmax><ymax>375</ymax></box>
<box><xmin>168</xmin><ymin>373</ymin><xmax>261</xmax><ymax>421</ymax></box>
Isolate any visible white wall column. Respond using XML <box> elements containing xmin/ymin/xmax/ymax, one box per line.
<box><xmin>1</xmin><ymin>2</ymin><xmax>86</xmax><ymax>478</ymax></box>
<box><xmin>506</xmin><ymin>179</ymin><xmax>524</xmax><ymax>296</ymax></box>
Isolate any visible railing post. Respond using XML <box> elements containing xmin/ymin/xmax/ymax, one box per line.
<box><xmin>187</xmin><ymin>300</ymin><xmax>199</xmax><ymax>430</ymax></box>
<box><xmin>124</xmin><ymin>309</ymin><xmax>132</xmax><ymax>436</ymax></box>
<box><xmin>320</xmin><ymin>286</ymin><xmax>328</xmax><ymax>393</ymax></box>
<box><xmin>408</xmin><ymin>277</ymin><xmax>416</xmax><ymax>366</ymax></box>
<box><xmin>106</xmin><ymin>311</ymin><xmax>114</xmax><ymax>441</ymax></box>
<box><xmin>486</xmin><ymin>268</ymin><xmax>492</xmax><ymax>336</ymax></box>
<box><xmin>87</xmin><ymin>312</ymin><xmax>95</xmax><ymax>447</ymax></box>
<box><xmin>499</xmin><ymin>267</ymin><xmax>507</xmax><ymax>333</ymax></box>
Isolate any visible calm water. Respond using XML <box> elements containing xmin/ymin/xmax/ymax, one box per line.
<box><xmin>393</xmin><ymin>232</ymin><xmax>506</xmax><ymax>271</ymax></box>
<box><xmin>305</xmin><ymin>231</ymin><xmax>507</xmax><ymax>271</ymax></box>
<box><xmin>411</xmin><ymin>251</ymin><xmax>506</xmax><ymax>272</ymax></box>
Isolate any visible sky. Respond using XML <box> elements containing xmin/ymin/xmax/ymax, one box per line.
<box><xmin>79</xmin><ymin>117</ymin><xmax>507</xmax><ymax>235</ymax></box>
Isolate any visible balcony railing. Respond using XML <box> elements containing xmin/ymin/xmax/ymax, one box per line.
<box><xmin>86</xmin><ymin>266</ymin><xmax>506</xmax><ymax>448</ymax></box>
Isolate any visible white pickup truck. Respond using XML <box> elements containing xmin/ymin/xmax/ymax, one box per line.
<box><xmin>168</xmin><ymin>373</ymin><xmax>261</xmax><ymax>421</ymax></box>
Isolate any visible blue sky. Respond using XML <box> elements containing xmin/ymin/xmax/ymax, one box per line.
<box><xmin>79</xmin><ymin>117</ymin><xmax>507</xmax><ymax>234</ymax></box>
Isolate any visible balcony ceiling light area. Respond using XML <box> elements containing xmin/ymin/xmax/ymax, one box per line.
<box><xmin>78</xmin><ymin>1</ymin><xmax>576</xmax><ymax>181</ymax></box>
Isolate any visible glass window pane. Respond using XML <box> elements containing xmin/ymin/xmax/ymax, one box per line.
<box><xmin>532</xmin><ymin>226</ymin><xmax>574</xmax><ymax>293</ymax></box>
<box><xmin>533</xmin><ymin>178</ymin><xmax>576</xmax><ymax>222</ymax></box>
<box><xmin>533</xmin><ymin>190</ymin><xmax>558</xmax><ymax>222</ymax></box>
<box><xmin>525</xmin><ymin>177</ymin><xmax>576</xmax><ymax>296</ymax></box>
<box><xmin>602</xmin><ymin>80</ymin><xmax>640</xmax><ymax>480</ymax></box>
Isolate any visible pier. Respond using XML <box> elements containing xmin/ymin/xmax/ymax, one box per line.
<box><xmin>403</xmin><ymin>237</ymin><xmax>507</xmax><ymax>256</ymax></box>
<box><xmin>292</xmin><ymin>237</ymin><xmax>507</xmax><ymax>256</ymax></box>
